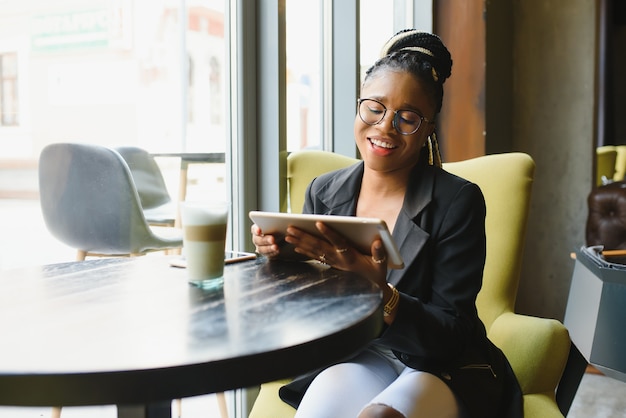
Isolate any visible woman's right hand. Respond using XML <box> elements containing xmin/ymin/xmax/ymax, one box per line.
<box><xmin>251</xmin><ymin>224</ymin><xmax>282</xmax><ymax>258</ymax></box>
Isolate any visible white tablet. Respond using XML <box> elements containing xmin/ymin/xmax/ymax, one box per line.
<box><xmin>249</xmin><ymin>211</ymin><xmax>404</xmax><ymax>269</ymax></box>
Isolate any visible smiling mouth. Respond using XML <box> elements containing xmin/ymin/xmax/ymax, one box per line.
<box><xmin>369</xmin><ymin>138</ymin><xmax>398</xmax><ymax>149</ymax></box>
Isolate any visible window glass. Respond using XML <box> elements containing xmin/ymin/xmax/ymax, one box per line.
<box><xmin>0</xmin><ymin>0</ymin><xmax>228</xmax><ymax>212</ymax></box>
<box><xmin>283</xmin><ymin>0</ymin><xmax>396</xmax><ymax>153</ymax></box>
<box><xmin>360</xmin><ymin>0</ymin><xmax>434</xmax><ymax>83</ymax></box>
<box><xmin>285</xmin><ymin>0</ymin><xmax>322</xmax><ymax>151</ymax></box>
<box><xmin>359</xmin><ymin>0</ymin><xmax>394</xmax><ymax>83</ymax></box>
<box><xmin>0</xmin><ymin>0</ymin><xmax>225</xmax><ymax>149</ymax></box>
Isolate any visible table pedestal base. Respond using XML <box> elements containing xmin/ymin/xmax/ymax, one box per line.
<box><xmin>118</xmin><ymin>401</ymin><xmax>171</xmax><ymax>418</ymax></box>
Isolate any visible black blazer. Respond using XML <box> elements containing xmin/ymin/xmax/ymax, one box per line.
<box><xmin>281</xmin><ymin>160</ymin><xmax>523</xmax><ymax>418</ymax></box>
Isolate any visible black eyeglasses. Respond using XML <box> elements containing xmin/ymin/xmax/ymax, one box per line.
<box><xmin>357</xmin><ymin>98</ymin><xmax>431</xmax><ymax>135</ymax></box>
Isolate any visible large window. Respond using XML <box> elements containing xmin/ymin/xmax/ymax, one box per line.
<box><xmin>282</xmin><ymin>0</ymin><xmax>424</xmax><ymax>155</ymax></box>
<box><xmin>0</xmin><ymin>1</ymin><xmax>430</xmax><ymax>416</ymax></box>
<box><xmin>0</xmin><ymin>0</ymin><xmax>230</xmax><ymax>235</ymax></box>
<box><xmin>0</xmin><ymin>0</ymin><xmax>423</xmax><ymax>213</ymax></box>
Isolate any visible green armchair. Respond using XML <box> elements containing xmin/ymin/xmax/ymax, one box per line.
<box><xmin>250</xmin><ymin>151</ymin><xmax>577</xmax><ymax>418</ymax></box>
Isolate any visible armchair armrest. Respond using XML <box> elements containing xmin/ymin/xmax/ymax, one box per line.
<box><xmin>488</xmin><ymin>312</ymin><xmax>570</xmax><ymax>395</ymax></box>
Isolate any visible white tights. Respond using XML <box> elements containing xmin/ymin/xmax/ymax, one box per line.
<box><xmin>294</xmin><ymin>346</ymin><xmax>464</xmax><ymax>418</ymax></box>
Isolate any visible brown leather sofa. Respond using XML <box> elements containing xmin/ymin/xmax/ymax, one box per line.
<box><xmin>586</xmin><ymin>181</ymin><xmax>626</xmax><ymax>249</ymax></box>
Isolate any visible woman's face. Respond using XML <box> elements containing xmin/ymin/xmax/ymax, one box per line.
<box><xmin>354</xmin><ymin>70</ymin><xmax>436</xmax><ymax>175</ymax></box>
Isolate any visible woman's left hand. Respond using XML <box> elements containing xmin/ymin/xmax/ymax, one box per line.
<box><xmin>284</xmin><ymin>221</ymin><xmax>388</xmax><ymax>289</ymax></box>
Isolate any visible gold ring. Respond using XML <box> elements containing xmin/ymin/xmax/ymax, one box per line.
<box><xmin>372</xmin><ymin>256</ymin><xmax>386</xmax><ymax>264</ymax></box>
<box><xmin>335</xmin><ymin>248</ymin><xmax>348</xmax><ymax>254</ymax></box>
<box><xmin>319</xmin><ymin>254</ymin><xmax>327</xmax><ymax>264</ymax></box>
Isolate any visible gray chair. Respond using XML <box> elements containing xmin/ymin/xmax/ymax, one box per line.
<box><xmin>38</xmin><ymin>142</ymin><xmax>182</xmax><ymax>261</ymax></box>
<box><xmin>115</xmin><ymin>146</ymin><xmax>178</xmax><ymax>227</ymax></box>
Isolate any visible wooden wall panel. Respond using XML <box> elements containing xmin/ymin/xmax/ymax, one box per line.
<box><xmin>434</xmin><ymin>0</ymin><xmax>486</xmax><ymax>162</ymax></box>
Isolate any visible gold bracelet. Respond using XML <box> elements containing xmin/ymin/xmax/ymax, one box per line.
<box><xmin>383</xmin><ymin>283</ymin><xmax>399</xmax><ymax>317</ymax></box>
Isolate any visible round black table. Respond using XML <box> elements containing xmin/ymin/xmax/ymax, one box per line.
<box><xmin>0</xmin><ymin>256</ymin><xmax>382</xmax><ymax>417</ymax></box>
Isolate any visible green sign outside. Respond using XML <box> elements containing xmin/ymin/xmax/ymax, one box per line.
<box><xmin>31</xmin><ymin>9</ymin><xmax>121</xmax><ymax>52</ymax></box>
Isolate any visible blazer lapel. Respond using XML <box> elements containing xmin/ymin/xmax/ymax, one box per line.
<box><xmin>317</xmin><ymin>162</ymin><xmax>364</xmax><ymax>215</ymax></box>
<box><xmin>387</xmin><ymin>164</ymin><xmax>436</xmax><ymax>286</ymax></box>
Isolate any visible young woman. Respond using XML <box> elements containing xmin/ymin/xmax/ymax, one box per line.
<box><xmin>252</xmin><ymin>29</ymin><xmax>523</xmax><ymax>418</ymax></box>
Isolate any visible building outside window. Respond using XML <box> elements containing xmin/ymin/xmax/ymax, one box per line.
<box><xmin>0</xmin><ymin>52</ymin><xmax>18</xmax><ymax>126</ymax></box>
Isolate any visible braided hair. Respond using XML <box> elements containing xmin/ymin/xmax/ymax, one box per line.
<box><xmin>364</xmin><ymin>30</ymin><xmax>452</xmax><ymax>167</ymax></box>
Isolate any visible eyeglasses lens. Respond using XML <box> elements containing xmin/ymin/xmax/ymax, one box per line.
<box><xmin>359</xmin><ymin>99</ymin><xmax>385</xmax><ymax>125</ymax></box>
<box><xmin>358</xmin><ymin>99</ymin><xmax>422</xmax><ymax>135</ymax></box>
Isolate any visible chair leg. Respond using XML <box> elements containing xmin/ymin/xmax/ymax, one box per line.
<box><xmin>217</xmin><ymin>392</ymin><xmax>228</xmax><ymax>418</ymax></box>
<box><xmin>76</xmin><ymin>250</ymin><xmax>87</xmax><ymax>261</ymax></box>
<box><xmin>175</xmin><ymin>398</ymin><xmax>182</xmax><ymax>417</ymax></box>
<box><xmin>51</xmin><ymin>407</ymin><xmax>62</xmax><ymax>418</ymax></box>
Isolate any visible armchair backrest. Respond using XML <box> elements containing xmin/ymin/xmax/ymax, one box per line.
<box><xmin>614</xmin><ymin>145</ymin><xmax>626</xmax><ymax>181</ymax></box>
<box><xmin>596</xmin><ymin>145</ymin><xmax>618</xmax><ymax>186</ymax></box>
<box><xmin>287</xmin><ymin>150</ymin><xmax>360</xmax><ymax>214</ymax></box>
<box><xmin>115</xmin><ymin>146</ymin><xmax>173</xmax><ymax>210</ymax></box>
<box><xmin>286</xmin><ymin>151</ymin><xmax>535</xmax><ymax>332</ymax></box>
<box><xmin>443</xmin><ymin>153</ymin><xmax>535</xmax><ymax>330</ymax></box>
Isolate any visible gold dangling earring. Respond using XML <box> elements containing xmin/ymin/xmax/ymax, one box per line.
<box><xmin>430</xmin><ymin>131</ymin><xmax>443</xmax><ymax>167</ymax></box>
<box><xmin>427</xmin><ymin>136</ymin><xmax>434</xmax><ymax>166</ymax></box>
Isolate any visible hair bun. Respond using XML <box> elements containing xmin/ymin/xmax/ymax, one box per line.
<box><xmin>380</xmin><ymin>29</ymin><xmax>452</xmax><ymax>83</ymax></box>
